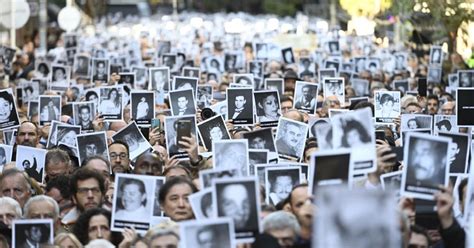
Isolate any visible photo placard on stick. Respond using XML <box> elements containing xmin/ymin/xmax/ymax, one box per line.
<box><xmin>401</xmin><ymin>132</ymin><xmax>451</xmax><ymax>200</ymax></box>
<box><xmin>39</xmin><ymin>95</ymin><xmax>61</xmax><ymax>126</ymax></box>
<box><xmin>73</xmin><ymin>101</ymin><xmax>95</xmax><ymax>133</ymax></box>
<box><xmin>374</xmin><ymin>91</ymin><xmax>401</xmax><ymax>123</ymax></box>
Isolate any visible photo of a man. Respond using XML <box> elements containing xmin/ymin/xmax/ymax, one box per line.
<box><xmin>76</xmin><ymin>132</ymin><xmax>109</xmax><ymax>164</ymax></box>
<box><xmin>169</xmin><ymin>89</ymin><xmax>196</xmax><ymax>116</ymax></box>
<box><xmin>180</xmin><ymin>219</ymin><xmax>234</xmax><ymax>248</ymax></box>
<box><xmin>73</xmin><ymin>102</ymin><xmax>95</xmax><ymax>132</ymax></box>
<box><xmin>227</xmin><ymin>88</ymin><xmax>254</xmax><ymax>125</ymax></box>
<box><xmin>13</xmin><ymin>220</ymin><xmax>53</xmax><ymax>248</ymax></box>
<box><xmin>91</xmin><ymin>59</ymin><xmax>109</xmax><ymax>84</ymax></box>
<box><xmin>294</xmin><ymin>82</ymin><xmax>317</xmax><ymax>114</ymax></box>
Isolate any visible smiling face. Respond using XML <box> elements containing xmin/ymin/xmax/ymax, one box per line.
<box><xmin>220</xmin><ymin>184</ymin><xmax>250</xmax><ymax>229</ymax></box>
<box><xmin>60</xmin><ymin>130</ymin><xmax>77</xmax><ymax>147</ymax></box>
<box><xmin>0</xmin><ymin>97</ymin><xmax>12</xmax><ymax>122</ymax></box>
<box><xmin>273</xmin><ymin>175</ymin><xmax>293</xmax><ymax>200</ymax></box>
<box><xmin>121</xmin><ymin>183</ymin><xmax>145</xmax><ymax>210</ymax></box>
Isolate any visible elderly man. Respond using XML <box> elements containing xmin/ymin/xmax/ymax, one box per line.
<box><xmin>262</xmin><ymin>211</ymin><xmax>301</xmax><ymax>248</ymax></box>
<box><xmin>44</xmin><ymin>148</ymin><xmax>71</xmax><ymax>183</ymax></box>
<box><xmin>0</xmin><ymin>197</ymin><xmax>22</xmax><ymax>228</ymax></box>
<box><xmin>23</xmin><ymin>195</ymin><xmax>60</xmax><ymax>232</ymax></box>
<box><xmin>289</xmin><ymin>184</ymin><xmax>313</xmax><ymax>246</ymax></box>
<box><xmin>0</xmin><ymin>169</ymin><xmax>32</xmax><ymax>208</ymax></box>
<box><xmin>440</xmin><ymin>101</ymin><xmax>455</xmax><ymax>115</ymax></box>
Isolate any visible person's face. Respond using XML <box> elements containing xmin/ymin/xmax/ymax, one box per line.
<box><xmin>150</xmin><ymin>234</ymin><xmax>179</xmax><ymax>248</ymax></box>
<box><xmin>209</xmin><ymin>127</ymin><xmax>223</xmax><ymax>141</ymax></box>
<box><xmin>409</xmin><ymin>233</ymin><xmax>429</xmax><ymax>248</ymax></box>
<box><xmin>449</xmin><ymin>142</ymin><xmax>460</xmax><ymax>161</ymax></box>
<box><xmin>97</xmin><ymin>63</ymin><xmax>105</xmax><ymax>74</ymax></box>
<box><xmin>408</xmin><ymin>120</ymin><xmax>418</xmax><ymax>129</ymax></box>
<box><xmin>0</xmin><ymin>97</ymin><xmax>12</xmax><ymax>121</ymax></box>
<box><xmin>302</xmin><ymin>87</ymin><xmax>311</xmax><ymax>98</ymax></box>
<box><xmin>427</xmin><ymin>99</ymin><xmax>438</xmax><ymax>114</ymax></box>
<box><xmin>54</xmin><ymin>69</ymin><xmax>65</xmax><ymax>80</ymax></box>
<box><xmin>221</xmin><ymin>184</ymin><xmax>250</xmax><ymax>229</ymax></box>
<box><xmin>0</xmin><ymin>203</ymin><xmax>18</xmax><ymax>227</ymax></box>
<box><xmin>346</xmin><ymin>128</ymin><xmax>364</xmax><ymax>145</ymax></box>
<box><xmin>61</xmin><ymin>131</ymin><xmax>76</xmax><ymax>146</ymax></box>
<box><xmin>262</xmin><ymin>95</ymin><xmax>278</xmax><ymax>117</ymax></box>
<box><xmin>26</xmin><ymin>225</ymin><xmax>42</xmax><ymax>243</ymax></box>
<box><xmin>382</xmin><ymin>100</ymin><xmax>394</xmax><ymax>111</ymax></box>
<box><xmin>161</xmin><ymin>183</ymin><xmax>194</xmax><ymax>221</ymax></box>
<box><xmin>74</xmin><ymin>178</ymin><xmax>103</xmax><ymax>211</ymax></box>
<box><xmin>285</xmin><ymin>51</ymin><xmax>292</xmax><ymax>62</ymax></box>
<box><xmin>110</xmin><ymin>90</ymin><xmax>117</xmax><ymax>100</ymax></box>
<box><xmin>154</xmin><ymin>71</ymin><xmax>164</xmax><ymax>84</ymax></box>
<box><xmin>26</xmin><ymin>200</ymin><xmax>56</xmax><ymax>220</ymax></box>
<box><xmin>178</xmin><ymin>97</ymin><xmax>188</xmax><ymax>109</ymax></box>
<box><xmin>80</xmin><ymin>108</ymin><xmax>91</xmax><ymax>122</ymax></box>
<box><xmin>88</xmin><ymin>214</ymin><xmax>111</xmax><ymax>242</ymax></box>
<box><xmin>86</xmin><ymin>143</ymin><xmax>98</xmax><ymax>157</ymax></box>
<box><xmin>289</xmin><ymin>186</ymin><xmax>313</xmax><ymax>228</ymax></box>
<box><xmin>251</xmin><ymin>137</ymin><xmax>266</xmax><ymax>149</ymax></box>
<box><xmin>0</xmin><ymin>174</ymin><xmax>31</xmax><ymax>207</ymax></box>
<box><xmin>235</xmin><ymin>96</ymin><xmax>246</xmax><ymax>109</ymax></box>
<box><xmin>412</xmin><ymin>140</ymin><xmax>436</xmax><ymax>180</ymax></box>
<box><xmin>109</xmin><ymin>143</ymin><xmax>130</xmax><ymax>174</ymax></box>
<box><xmin>267</xmin><ymin>228</ymin><xmax>296</xmax><ymax>248</ymax></box>
<box><xmin>281</xmin><ymin>100</ymin><xmax>292</xmax><ymax>114</ymax></box>
<box><xmin>122</xmin><ymin>183</ymin><xmax>145</xmax><ymax>210</ymax></box>
<box><xmin>48</xmin><ymin>101</ymin><xmax>54</xmax><ymax>107</ymax></box>
<box><xmin>461</xmin><ymin>74</ymin><xmax>470</xmax><ymax>86</ymax></box>
<box><xmin>197</xmin><ymin>229</ymin><xmax>215</xmax><ymax>248</ymax></box>
<box><xmin>273</xmin><ymin>176</ymin><xmax>293</xmax><ymax>200</ymax></box>
<box><xmin>283</xmin><ymin>124</ymin><xmax>303</xmax><ymax>147</ymax></box>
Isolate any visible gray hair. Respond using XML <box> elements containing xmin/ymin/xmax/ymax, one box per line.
<box><xmin>262</xmin><ymin>211</ymin><xmax>301</xmax><ymax>237</ymax></box>
<box><xmin>85</xmin><ymin>239</ymin><xmax>114</xmax><ymax>248</ymax></box>
<box><xmin>0</xmin><ymin>196</ymin><xmax>22</xmax><ymax>217</ymax></box>
<box><xmin>23</xmin><ymin>195</ymin><xmax>60</xmax><ymax>220</ymax></box>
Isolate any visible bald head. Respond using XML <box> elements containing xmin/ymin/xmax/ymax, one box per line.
<box><xmin>134</xmin><ymin>152</ymin><xmax>164</xmax><ymax>176</ymax></box>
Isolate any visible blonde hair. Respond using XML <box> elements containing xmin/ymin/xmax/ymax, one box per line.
<box><xmin>54</xmin><ymin>233</ymin><xmax>83</xmax><ymax>247</ymax></box>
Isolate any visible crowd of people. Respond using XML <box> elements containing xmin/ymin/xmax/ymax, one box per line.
<box><xmin>0</xmin><ymin>11</ymin><xmax>473</xmax><ymax>248</ymax></box>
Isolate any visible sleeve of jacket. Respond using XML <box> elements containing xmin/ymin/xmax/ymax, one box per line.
<box><xmin>439</xmin><ymin>217</ymin><xmax>465</xmax><ymax>248</ymax></box>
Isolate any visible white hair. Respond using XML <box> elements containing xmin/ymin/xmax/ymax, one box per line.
<box><xmin>23</xmin><ymin>195</ymin><xmax>59</xmax><ymax>220</ymax></box>
<box><xmin>85</xmin><ymin>239</ymin><xmax>115</xmax><ymax>248</ymax></box>
<box><xmin>0</xmin><ymin>196</ymin><xmax>22</xmax><ymax>217</ymax></box>
<box><xmin>262</xmin><ymin>211</ymin><xmax>301</xmax><ymax>238</ymax></box>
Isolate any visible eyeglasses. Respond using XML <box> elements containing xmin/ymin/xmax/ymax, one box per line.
<box><xmin>77</xmin><ymin>187</ymin><xmax>101</xmax><ymax>195</ymax></box>
<box><xmin>110</xmin><ymin>153</ymin><xmax>128</xmax><ymax>160</ymax></box>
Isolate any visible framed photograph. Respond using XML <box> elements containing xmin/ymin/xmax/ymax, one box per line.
<box><xmin>433</xmin><ymin>115</ymin><xmax>457</xmax><ymax>135</ymax></box>
<box><xmin>112</xmin><ymin>121</ymin><xmax>153</xmax><ymax>161</ymax></box>
<box><xmin>254</xmin><ymin>90</ymin><xmax>280</xmax><ymax>127</ymax></box>
<box><xmin>199</xmin><ymin>167</ymin><xmax>241</xmax><ymax>189</ymax></box>
<box><xmin>197</xmin><ymin>115</ymin><xmax>231</xmax><ymax>151</ymax></box>
<box><xmin>242</xmin><ymin>128</ymin><xmax>277</xmax><ymax>152</ymax></box>
<box><xmin>233</xmin><ymin>74</ymin><xmax>254</xmax><ymax>88</ymax></box>
<box><xmin>172</xmin><ymin>76</ymin><xmax>198</xmax><ymax>93</ymax></box>
<box><xmin>12</xmin><ymin>219</ymin><xmax>54</xmax><ymax>247</ymax></box>
<box><xmin>308</xmin><ymin>149</ymin><xmax>352</xmax><ymax>195</ymax></box>
<box><xmin>314</xmin><ymin>187</ymin><xmax>400</xmax><ymax>248</ymax></box>
<box><xmin>380</xmin><ymin>171</ymin><xmax>402</xmax><ymax>194</ymax></box>
<box><xmin>38</xmin><ymin>95</ymin><xmax>61</xmax><ymax>126</ymax></box>
<box><xmin>264</xmin><ymin>78</ymin><xmax>284</xmax><ymax>97</ymax></box>
<box><xmin>188</xmin><ymin>188</ymin><xmax>214</xmax><ymax>219</ymax></box>
<box><xmin>15</xmin><ymin>146</ymin><xmax>47</xmax><ymax>183</ymax></box>
<box><xmin>164</xmin><ymin>115</ymin><xmax>198</xmax><ymax>160</ymax></box>
<box><xmin>132</xmin><ymin>66</ymin><xmax>148</xmax><ymax>90</ymax></box>
<box><xmin>73</xmin><ymin>54</ymin><xmax>90</xmax><ymax>77</ymax></box>
<box><xmin>73</xmin><ymin>101</ymin><xmax>95</xmax><ymax>132</ymax></box>
<box><xmin>401</xmin><ymin>132</ymin><xmax>450</xmax><ymax>200</ymax></box>
<box><xmin>169</xmin><ymin>89</ymin><xmax>197</xmax><ymax>116</ymax></box>
<box><xmin>438</xmin><ymin>132</ymin><xmax>470</xmax><ymax>174</ymax></box>
<box><xmin>130</xmin><ymin>91</ymin><xmax>155</xmax><ymax>126</ymax></box>
<box><xmin>0</xmin><ymin>89</ymin><xmax>20</xmax><ymax>130</ymax></box>
<box><xmin>400</xmin><ymin>114</ymin><xmax>433</xmax><ymax>131</ymax></box>
<box><xmin>281</xmin><ymin>47</ymin><xmax>295</xmax><ymax>64</ymax></box>
<box><xmin>91</xmin><ymin>58</ymin><xmax>110</xmax><ymax>84</ymax></box>
<box><xmin>275</xmin><ymin>117</ymin><xmax>308</xmax><ymax>161</ymax></box>
<box><xmin>293</xmin><ymin>81</ymin><xmax>318</xmax><ymax>114</ymax></box>
<box><xmin>323</xmin><ymin>77</ymin><xmax>345</xmax><ymax>106</ymax></box>
<box><xmin>458</xmin><ymin>70</ymin><xmax>474</xmax><ymax>88</ymax></box>
<box><xmin>111</xmin><ymin>173</ymin><xmax>165</xmax><ymax>233</ymax></box>
<box><xmin>213</xmin><ymin>177</ymin><xmax>261</xmax><ymax>240</ymax></box>
<box><xmin>179</xmin><ymin>218</ymin><xmax>235</xmax><ymax>248</ymax></box>
<box><xmin>99</xmin><ymin>86</ymin><xmax>123</xmax><ymax>121</ymax></box>
<box><xmin>265</xmin><ymin>167</ymin><xmax>301</xmax><ymax>205</ymax></box>
<box><xmin>213</xmin><ymin>139</ymin><xmax>249</xmax><ymax>176</ymax></box>
<box><xmin>429</xmin><ymin>46</ymin><xmax>443</xmax><ymax>65</ymax></box>
<box><xmin>457</xmin><ymin>88</ymin><xmax>474</xmax><ymax>126</ymax></box>
<box><xmin>374</xmin><ymin>91</ymin><xmax>401</xmax><ymax>123</ymax></box>
<box><xmin>226</xmin><ymin>88</ymin><xmax>254</xmax><ymax>125</ymax></box>
<box><xmin>76</xmin><ymin>131</ymin><xmax>109</xmax><ymax>165</ymax></box>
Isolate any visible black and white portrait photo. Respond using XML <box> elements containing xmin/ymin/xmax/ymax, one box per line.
<box><xmin>314</xmin><ymin>187</ymin><xmax>400</xmax><ymax>248</ymax></box>
<box><xmin>458</xmin><ymin>70</ymin><xmax>474</xmax><ymax>88</ymax></box>
<box><xmin>233</xmin><ymin>74</ymin><xmax>254</xmax><ymax>88</ymax></box>
<box><xmin>206</xmin><ymin>56</ymin><xmax>223</xmax><ymax>74</ymax></box>
<box><xmin>374</xmin><ymin>91</ymin><xmax>401</xmax><ymax>123</ymax></box>
<box><xmin>27</xmin><ymin>101</ymin><xmax>38</xmax><ymax>119</ymax></box>
<box><xmin>50</xmin><ymin>65</ymin><xmax>70</xmax><ymax>90</ymax></box>
<box><xmin>197</xmin><ymin>85</ymin><xmax>213</xmax><ymax>109</ymax></box>
<box><xmin>73</xmin><ymin>101</ymin><xmax>95</xmax><ymax>132</ymax></box>
<box><xmin>180</xmin><ymin>218</ymin><xmax>235</xmax><ymax>248</ymax></box>
<box><xmin>380</xmin><ymin>171</ymin><xmax>402</xmax><ymax>194</ymax></box>
<box><xmin>434</xmin><ymin>115</ymin><xmax>457</xmax><ymax>135</ymax></box>
<box><xmin>448</xmin><ymin>73</ymin><xmax>458</xmax><ymax>88</ymax></box>
<box><xmin>254</xmin><ymin>90</ymin><xmax>280</xmax><ymax>127</ymax></box>
<box><xmin>227</xmin><ymin>88</ymin><xmax>254</xmax><ymax>125</ymax></box>
<box><xmin>213</xmin><ymin>177</ymin><xmax>261</xmax><ymax>240</ymax></box>
<box><xmin>298</xmin><ymin>57</ymin><xmax>315</xmax><ymax>78</ymax></box>
<box><xmin>49</xmin><ymin>124</ymin><xmax>81</xmax><ymax>149</ymax></box>
<box><xmin>264</xmin><ymin>78</ymin><xmax>284</xmax><ymax>97</ymax></box>
<box><xmin>73</xmin><ymin>54</ymin><xmax>90</xmax><ymax>77</ymax></box>
<box><xmin>394</xmin><ymin>53</ymin><xmax>407</xmax><ymax>70</ymax></box>
<box><xmin>35</xmin><ymin>60</ymin><xmax>50</xmax><ymax>78</ymax></box>
<box><xmin>324</xmin><ymin>60</ymin><xmax>340</xmax><ymax>73</ymax></box>
<box><xmin>248</xmin><ymin>60</ymin><xmax>264</xmax><ymax>80</ymax></box>
<box><xmin>91</xmin><ymin>58</ymin><xmax>110</xmax><ymax>84</ymax></box>
<box><xmin>213</xmin><ymin>139</ymin><xmax>249</xmax><ymax>176</ymax></box>
<box><xmin>281</xmin><ymin>47</ymin><xmax>295</xmax><ymax>64</ymax></box>
<box><xmin>293</xmin><ymin>81</ymin><xmax>318</xmax><ymax>114</ymax></box>
<box><xmin>265</xmin><ymin>167</ymin><xmax>301</xmax><ymax>205</ymax></box>
<box><xmin>328</xmin><ymin>40</ymin><xmax>340</xmax><ymax>54</ymax></box>
<box><xmin>182</xmin><ymin>66</ymin><xmax>201</xmax><ymax>78</ymax></box>
<box><xmin>111</xmin><ymin>173</ymin><xmax>155</xmax><ymax>232</ymax></box>
<box><xmin>164</xmin><ymin>115</ymin><xmax>197</xmax><ymax>160</ymax></box>
<box><xmin>393</xmin><ymin>80</ymin><xmax>409</xmax><ymax>94</ymax></box>
<box><xmin>15</xmin><ymin>146</ymin><xmax>47</xmax><ymax>183</ymax></box>
<box><xmin>149</xmin><ymin>67</ymin><xmax>170</xmax><ymax>94</ymax></box>
<box><xmin>242</xmin><ymin>128</ymin><xmax>277</xmax><ymax>153</ymax></box>
<box><xmin>197</xmin><ymin>115</ymin><xmax>231</xmax><ymax>151</ymax></box>
<box><xmin>0</xmin><ymin>89</ymin><xmax>20</xmax><ymax>130</ymax></box>
<box><xmin>275</xmin><ymin>117</ymin><xmax>308</xmax><ymax>161</ymax></box>
<box><xmin>248</xmin><ymin>149</ymin><xmax>269</xmax><ymax>175</ymax></box>
<box><xmin>188</xmin><ymin>188</ymin><xmax>214</xmax><ymax>219</ymax></box>
<box><xmin>353</xmin><ymin>56</ymin><xmax>367</xmax><ymax>73</ymax></box>
<box><xmin>429</xmin><ymin>46</ymin><xmax>443</xmax><ymax>65</ymax></box>
<box><xmin>438</xmin><ymin>132</ymin><xmax>470</xmax><ymax>174</ymax></box>
<box><xmin>118</xmin><ymin>72</ymin><xmax>135</xmax><ymax>87</ymax></box>
<box><xmin>0</xmin><ymin>144</ymin><xmax>13</xmax><ymax>170</ymax></box>
<box><xmin>365</xmin><ymin>58</ymin><xmax>381</xmax><ymax>73</ymax></box>
<box><xmin>99</xmin><ymin>86</ymin><xmax>123</xmax><ymax>120</ymax></box>
<box><xmin>427</xmin><ymin>66</ymin><xmax>442</xmax><ymax>84</ymax></box>
<box><xmin>319</xmin><ymin>68</ymin><xmax>337</xmax><ymax>83</ymax></box>
<box><xmin>224</xmin><ymin>54</ymin><xmax>238</xmax><ymax>72</ymax></box>
<box><xmin>169</xmin><ymin>89</ymin><xmax>196</xmax><ymax>116</ymax></box>
<box><xmin>112</xmin><ymin>121</ymin><xmax>153</xmax><ymax>161</ymax></box>
<box><xmin>400</xmin><ymin>114</ymin><xmax>433</xmax><ymax>131</ymax></box>
<box><xmin>457</xmin><ymin>88</ymin><xmax>474</xmax><ymax>126</ymax></box>
<box><xmin>132</xmin><ymin>66</ymin><xmax>148</xmax><ymax>90</ymax></box>
<box><xmin>401</xmin><ymin>132</ymin><xmax>450</xmax><ymax>200</ymax></box>
<box><xmin>76</xmin><ymin>131</ymin><xmax>109</xmax><ymax>164</ymax></box>
<box><xmin>172</xmin><ymin>76</ymin><xmax>198</xmax><ymax>93</ymax></box>
<box><xmin>152</xmin><ymin>177</ymin><xmax>166</xmax><ymax>217</ymax></box>
<box><xmin>130</xmin><ymin>91</ymin><xmax>154</xmax><ymax>126</ymax></box>
<box><xmin>255</xmin><ymin>43</ymin><xmax>268</xmax><ymax>60</ymax></box>
<box><xmin>351</xmin><ymin>79</ymin><xmax>369</xmax><ymax>97</ymax></box>
<box><xmin>308</xmin><ymin>149</ymin><xmax>351</xmax><ymax>194</ymax></box>
<box><xmin>13</xmin><ymin>219</ymin><xmax>53</xmax><ymax>248</ymax></box>
<box><xmin>161</xmin><ymin>53</ymin><xmax>177</xmax><ymax>70</ymax></box>
<box><xmin>199</xmin><ymin>167</ymin><xmax>241</xmax><ymax>189</ymax></box>
<box><xmin>323</xmin><ymin>77</ymin><xmax>345</xmax><ymax>106</ymax></box>
<box><xmin>39</xmin><ymin>95</ymin><xmax>61</xmax><ymax>126</ymax></box>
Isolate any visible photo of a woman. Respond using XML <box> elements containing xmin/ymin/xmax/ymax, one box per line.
<box><xmin>99</xmin><ymin>87</ymin><xmax>122</xmax><ymax>120</ymax></box>
<box><xmin>255</xmin><ymin>91</ymin><xmax>280</xmax><ymax>127</ymax></box>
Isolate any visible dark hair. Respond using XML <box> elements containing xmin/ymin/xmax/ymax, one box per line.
<box><xmin>109</xmin><ymin>140</ymin><xmax>130</xmax><ymax>155</ymax></box>
<box><xmin>120</xmin><ymin>178</ymin><xmax>147</xmax><ymax>206</ymax></box>
<box><xmin>85</xmin><ymin>91</ymin><xmax>98</xmax><ymax>100</ymax></box>
<box><xmin>108</xmin><ymin>88</ymin><xmax>121</xmax><ymax>107</ymax></box>
<box><xmin>200</xmin><ymin>192</ymin><xmax>212</xmax><ymax>217</ymax></box>
<box><xmin>79</xmin><ymin>105</ymin><xmax>90</xmax><ymax>113</ymax></box>
<box><xmin>407</xmin><ymin>118</ymin><xmax>419</xmax><ymax>127</ymax></box>
<box><xmin>70</xmin><ymin>168</ymin><xmax>106</xmax><ymax>196</ymax></box>
<box><xmin>73</xmin><ymin>208</ymin><xmax>118</xmax><ymax>245</ymax></box>
<box><xmin>379</xmin><ymin>93</ymin><xmax>394</xmax><ymax>105</ymax></box>
<box><xmin>45</xmin><ymin>148</ymin><xmax>71</xmax><ymax>170</ymax></box>
<box><xmin>427</xmin><ymin>94</ymin><xmax>439</xmax><ymax>104</ymax></box>
<box><xmin>436</xmin><ymin>119</ymin><xmax>452</xmax><ymax>130</ymax></box>
<box><xmin>81</xmin><ymin>155</ymin><xmax>111</xmax><ymax>173</ymax></box>
<box><xmin>459</xmin><ymin>178</ymin><xmax>468</xmax><ymax>205</ymax></box>
<box><xmin>410</xmin><ymin>225</ymin><xmax>431</xmax><ymax>245</ymax></box>
<box><xmin>280</xmin><ymin>95</ymin><xmax>293</xmax><ymax>105</ymax></box>
<box><xmin>340</xmin><ymin>119</ymin><xmax>372</xmax><ymax>147</ymax></box>
<box><xmin>0</xmin><ymin>91</ymin><xmax>13</xmax><ymax>120</ymax></box>
<box><xmin>45</xmin><ymin>175</ymin><xmax>72</xmax><ymax>200</ymax></box>
<box><xmin>158</xmin><ymin>177</ymin><xmax>197</xmax><ymax>205</ymax></box>
<box><xmin>24</xmin><ymin>86</ymin><xmax>33</xmax><ymax>93</ymax></box>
